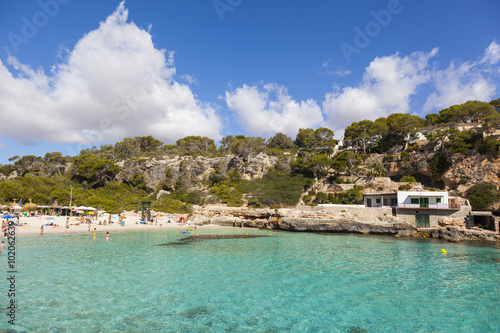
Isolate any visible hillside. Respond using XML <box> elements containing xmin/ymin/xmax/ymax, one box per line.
<box><xmin>1</xmin><ymin>99</ymin><xmax>499</xmax><ymax>213</ymax></box>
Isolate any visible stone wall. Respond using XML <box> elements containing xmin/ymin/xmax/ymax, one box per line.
<box><xmin>395</xmin><ymin>205</ymin><xmax>471</xmax><ymax>227</ymax></box>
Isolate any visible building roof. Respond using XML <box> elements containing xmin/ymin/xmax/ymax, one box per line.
<box><xmin>363</xmin><ymin>192</ymin><xmax>397</xmax><ymax>197</ymax></box>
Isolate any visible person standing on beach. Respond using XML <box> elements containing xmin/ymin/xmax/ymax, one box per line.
<box><xmin>40</xmin><ymin>226</ymin><xmax>44</xmax><ymax>236</ymax></box>
<box><xmin>66</xmin><ymin>217</ymin><xmax>70</xmax><ymax>229</ymax></box>
<box><xmin>0</xmin><ymin>241</ymin><xmax>4</xmax><ymax>255</ymax></box>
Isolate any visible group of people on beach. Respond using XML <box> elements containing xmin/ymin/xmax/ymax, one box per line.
<box><xmin>1</xmin><ymin>219</ymin><xmax>9</xmax><ymax>254</ymax></box>
<box><xmin>2</xmin><ymin>220</ymin><xmax>8</xmax><ymax>237</ymax></box>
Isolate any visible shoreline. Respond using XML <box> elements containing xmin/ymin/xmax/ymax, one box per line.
<box><xmin>3</xmin><ymin>215</ymin><xmax>228</xmax><ymax>237</ymax></box>
<box><xmin>4</xmin><ymin>213</ymin><xmax>499</xmax><ymax>243</ymax></box>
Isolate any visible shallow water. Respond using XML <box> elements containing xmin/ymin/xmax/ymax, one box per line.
<box><xmin>1</xmin><ymin>228</ymin><xmax>500</xmax><ymax>332</ymax></box>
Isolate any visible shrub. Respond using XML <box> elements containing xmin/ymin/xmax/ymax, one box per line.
<box><xmin>398</xmin><ymin>184</ymin><xmax>412</xmax><ymax>190</ymax></box>
<box><xmin>400</xmin><ymin>175</ymin><xmax>416</xmax><ymax>183</ymax></box>
<box><xmin>209</xmin><ymin>183</ymin><xmax>243</xmax><ymax>207</ymax></box>
<box><xmin>152</xmin><ymin>196</ymin><xmax>193</xmax><ymax>214</ymax></box>
<box><xmin>400</xmin><ymin>151</ymin><xmax>410</xmax><ymax>162</ymax></box>
<box><xmin>247</xmin><ymin>198</ymin><xmax>264</xmax><ymax>208</ymax></box>
<box><xmin>428</xmin><ymin>154</ymin><xmax>452</xmax><ymax>180</ymax></box>
<box><xmin>314</xmin><ymin>192</ymin><xmax>329</xmax><ymax>204</ymax></box>
<box><xmin>384</xmin><ymin>155</ymin><xmax>395</xmax><ymax>162</ymax></box>
<box><xmin>236</xmin><ymin>170</ymin><xmax>313</xmax><ymax>207</ymax></box>
<box><xmin>335</xmin><ymin>177</ymin><xmax>350</xmax><ymax>184</ymax></box>
<box><xmin>466</xmin><ymin>183</ymin><xmax>500</xmax><ymax>210</ymax></box>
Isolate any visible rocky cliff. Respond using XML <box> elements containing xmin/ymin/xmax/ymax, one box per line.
<box><xmin>188</xmin><ymin>205</ymin><xmax>499</xmax><ymax>242</ymax></box>
<box><xmin>117</xmin><ymin>152</ymin><xmax>278</xmax><ymax>188</ymax></box>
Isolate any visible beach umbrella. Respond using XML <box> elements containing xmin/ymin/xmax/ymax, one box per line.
<box><xmin>23</xmin><ymin>201</ymin><xmax>38</xmax><ymax>212</ymax></box>
<box><xmin>86</xmin><ymin>207</ymin><xmax>97</xmax><ymax>211</ymax></box>
<box><xmin>2</xmin><ymin>215</ymin><xmax>14</xmax><ymax>219</ymax></box>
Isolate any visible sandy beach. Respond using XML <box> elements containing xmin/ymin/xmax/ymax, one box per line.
<box><xmin>3</xmin><ymin>213</ymin><xmax>225</xmax><ymax>237</ymax></box>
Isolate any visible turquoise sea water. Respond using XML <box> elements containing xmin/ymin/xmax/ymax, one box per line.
<box><xmin>1</xmin><ymin>228</ymin><xmax>500</xmax><ymax>332</ymax></box>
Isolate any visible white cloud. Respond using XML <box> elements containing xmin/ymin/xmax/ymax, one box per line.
<box><xmin>225</xmin><ymin>83</ymin><xmax>325</xmax><ymax>138</ymax></box>
<box><xmin>330</xmin><ymin>67</ymin><xmax>351</xmax><ymax>77</ymax></box>
<box><xmin>481</xmin><ymin>40</ymin><xmax>500</xmax><ymax>66</ymax></box>
<box><xmin>0</xmin><ymin>2</ymin><xmax>222</xmax><ymax>147</ymax></box>
<box><xmin>0</xmin><ymin>142</ymin><xmax>5</xmax><ymax>149</ymax></box>
<box><xmin>180</xmin><ymin>74</ymin><xmax>198</xmax><ymax>85</ymax></box>
<box><xmin>424</xmin><ymin>42</ymin><xmax>499</xmax><ymax>112</ymax></box>
<box><xmin>323</xmin><ymin>48</ymin><xmax>438</xmax><ymax>135</ymax></box>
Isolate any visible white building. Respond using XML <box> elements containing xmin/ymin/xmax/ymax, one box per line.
<box><xmin>397</xmin><ymin>191</ymin><xmax>453</xmax><ymax>209</ymax></box>
<box><xmin>363</xmin><ymin>190</ymin><xmax>468</xmax><ymax>228</ymax></box>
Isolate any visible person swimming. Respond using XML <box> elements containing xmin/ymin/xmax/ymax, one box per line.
<box><xmin>106</xmin><ymin>231</ymin><xmax>109</xmax><ymax>240</ymax></box>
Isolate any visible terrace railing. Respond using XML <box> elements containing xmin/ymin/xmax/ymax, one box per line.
<box><xmin>398</xmin><ymin>203</ymin><xmax>455</xmax><ymax>209</ymax></box>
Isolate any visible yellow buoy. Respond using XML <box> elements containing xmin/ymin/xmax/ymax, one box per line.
<box><xmin>347</xmin><ymin>241</ymin><xmax>349</xmax><ymax>244</ymax></box>
<box><xmin>441</xmin><ymin>249</ymin><xmax>447</xmax><ymax>254</ymax></box>
<box><xmin>245</xmin><ymin>233</ymin><xmax>248</xmax><ymax>235</ymax></box>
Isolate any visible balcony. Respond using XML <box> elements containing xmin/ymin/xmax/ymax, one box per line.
<box><xmin>398</xmin><ymin>203</ymin><xmax>459</xmax><ymax>210</ymax></box>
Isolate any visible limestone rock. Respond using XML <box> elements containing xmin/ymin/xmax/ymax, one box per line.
<box><xmin>438</xmin><ymin>216</ymin><xmax>465</xmax><ymax>228</ymax></box>
<box><xmin>156</xmin><ymin>190</ymin><xmax>170</xmax><ymax>200</ymax></box>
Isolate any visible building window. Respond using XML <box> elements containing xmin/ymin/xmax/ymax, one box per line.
<box><xmin>411</xmin><ymin>198</ymin><xmax>419</xmax><ymax>204</ymax></box>
<box><xmin>436</xmin><ymin>198</ymin><xmax>441</xmax><ymax>203</ymax></box>
<box><xmin>376</xmin><ymin>199</ymin><xmax>381</xmax><ymax>204</ymax></box>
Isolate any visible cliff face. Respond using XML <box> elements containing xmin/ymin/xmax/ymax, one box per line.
<box><xmin>383</xmin><ymin>152</ymin><xmax>500</xmax><ymax>192</ymax></box>
<box><xmin>442</xmin><ymin>155</ymin><xmax>500</xmax><ymax>192</ymax></box>
<box><xmin>115</xmin><ymin>150</ymin><xmax>499</xmax><ymax>209</ymax></box>
<box><xmin>117</xmin><ymin>152</ymin><xmax>278</xmax><ymax>188</ymax></box>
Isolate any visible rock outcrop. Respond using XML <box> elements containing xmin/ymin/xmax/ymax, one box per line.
<box><xmin>190</xmin><ymin>205</ymin><xmax>499</xmax><ymax>242</ymax></box>
<box><xmin>117</xmin><ymin>153</ymin><xmax>278</xmax><ymax>188</ymax></box>
<box><xmin>415</xmin><ymin>227</ymin><xmax>500</xmax><ymax>242</ymax></box>
<box><xmin>193</xmin><ymin>205</ymin><xmax>415</xmax><ymax>235</ymax></box>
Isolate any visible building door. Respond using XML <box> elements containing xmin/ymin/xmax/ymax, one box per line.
<box><xmin>415</xmin><ymin>214</ymin><xmax>430</xmax><ymax>228</ymax></box>
<box><xmin>366</xmin><ymin>199</ymin><xmax>372</xmax><ymax>207</ymax></box>
<box><xmin>419</xmin><ymin>198</ymin><xmax>429</xmax><ymax>208</ymax></box>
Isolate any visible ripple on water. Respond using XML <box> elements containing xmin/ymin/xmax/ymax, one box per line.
<box><xmin>2</xmin><ymin>229</ymin><xmax>499</xmax><ymax>332</ymax></box>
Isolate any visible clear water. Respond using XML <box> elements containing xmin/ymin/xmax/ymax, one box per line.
<box><xmin>1</xmin><ymin>228</ymin><xmax>500</xmax><ymax>332</ymax></box>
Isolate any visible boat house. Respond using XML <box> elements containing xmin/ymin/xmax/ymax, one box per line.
<box><xmin>363</xmin><ymin>190</ymin><xmax>470</xmax><ymax>228</ymax></box>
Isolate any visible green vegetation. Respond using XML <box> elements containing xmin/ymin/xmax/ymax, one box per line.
<box><xmin>0</xmin><ymin>174</ymin><xmax>147</xmax><ymax>213</ymax></box>
<box><xmin>428</xmin><ymin>154</ymin><xmax>452</xmax><ymax>181</ymax></box>
<box><xmin>466</xmin><ymin>183</ymin><xmax>500</xmax><ymax>210</ymax></box>
<box><xmin>237</xmin><ymin>170</ymin><xmax>314</xmax><ymax>207</ymax></box>
<box><xmin>152</xmin><ymin>196</ymin><xmax>193</xmax><ymax>214</ymax></box>
<box><xmin>1</xmin><ymin>98</ymin><xmax>500</xmax><ymax>213</ymax></box>
<box><xmin>312</xmin><ymin>187</ymin><xmax>364</xmax><ymax>205</ymax></box>
<box><xmin>400</xmin><ymin>175</ymin><xmax>416</xmax><ymax>182</ymax></box>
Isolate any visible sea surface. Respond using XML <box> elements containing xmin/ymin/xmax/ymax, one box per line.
<box><xmin>1</xmin><ymin>228</ymin><xmax>500</xmax><ymax>332</ymax></box>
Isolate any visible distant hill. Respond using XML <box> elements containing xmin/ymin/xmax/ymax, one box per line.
<box><xmin>1</xmin><ymin>99</ymin><xmax>499</xmax><ymax>213</ymax></box>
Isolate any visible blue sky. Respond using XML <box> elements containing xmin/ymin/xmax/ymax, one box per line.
<box><xmin>0</xmin><ymin>0</ymin><xmax>499</xmax><ymax>164</ymax></box>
